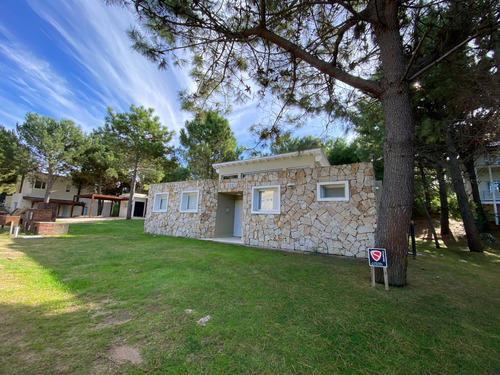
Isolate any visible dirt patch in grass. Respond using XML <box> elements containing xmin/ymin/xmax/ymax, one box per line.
<box><xmin>94</xmin><ymin>311</ymin><xmax>132</xmax><ymax>330</ymax></box>
<box><xmin>413</xmin><ymin>217</ymin><xmax>464</xmax><ymax>240</ymax></box>
<box><xmin>92</xmin><ymin>357</ymin><xmax>112</xmax><ymax>375</ymax></box>
<box><xmin>2</xmin><ymin>251</ymin><xmax>23</xmax><ymax>256</ymax></box>
<box><xmin>18</xmin><ymin>349</ymin><xmax>40</xmax><ymax>369</ymax></box>
<box><xmin>0</xmin><ymin>246</ymin><xmax>23</xmax><ymax>260</ymax></box>
<box><xmin>108</xmin><ymin>345</ymin><xmax>143</xmax><ymax>365</ymax></box>
<box><xmin>89</xmin><ymin>298</ymin><xmax>122</xmax><ymax>319</ymax></box>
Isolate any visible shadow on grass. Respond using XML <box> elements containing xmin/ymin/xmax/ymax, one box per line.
<box><xmin>2</xmin><ymin>220</ymin><xmax>500</xmax><ymax>374</ymax></box>
<box><xmin>0</xmin><ymin>300</ymin><xmax>111</xmax><ymax>374</ymax></box>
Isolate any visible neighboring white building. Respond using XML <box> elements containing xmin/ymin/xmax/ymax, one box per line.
<box><xmin>475</xmin><ymin>146</ymin><xmax>500</xmax><ymax>225</ymax></box>
<box><xmin>4</xmin><ymin>173</ymin><xmax>93</xmax><ymax>217</ymax></box>
<box><xmin>119</xmin><ymin>193</ymin><xmax>148</xmax><ymax>218</ymax></box>
<box><xmin>4</xmin><ymin>173</ymin><xmax>137</xmax><ymax>218</ymax></box>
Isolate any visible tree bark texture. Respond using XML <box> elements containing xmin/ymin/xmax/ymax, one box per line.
<box><xmin>436</xmin><ymin>165</ymin><xmax>450</xmax><ymax>235</ymax></box>
<box><xmin>418</xmin><ymin>160</ymin><xmax>432</xmax><ymax>211</ymax></box>
<box><xmin>97</xmin><ymin>175</ymin><xmax>104</xmax><ymax>216</ymax></box>
<box><xmin>462</xmin><ymin>156</ymin><xmax>489</xmax><ymax>231</ymax></box>
<box><xmin>44</xmin><ymin>169</ymin><xmax>54</xmax><ymax>204</ymax></box>
<box><xmin>445</xmin><ymin>133</ymin><xmax>483</xmax><ymax>252</ymax></box>
<box><xmin>126</xmin><ymin>159</ymin><xmax>139</xmax><ymax>220</ymax></box>
<box><xmin>373</xmin><ymin>3</ymin><xmax>415</xmax><ymax>286</ymax></box>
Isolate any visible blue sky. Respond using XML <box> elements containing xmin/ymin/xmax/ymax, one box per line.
<box><xmin>0</xmin><ymin>0</ymin><xmax>346</xmax><ymax>149</ymax></box>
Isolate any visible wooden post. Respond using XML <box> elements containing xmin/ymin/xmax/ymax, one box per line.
<box><xmin>70</xmin><ymin>196</ymin><xmax>75</xmax><ymax>217</ymax></box>
<box><xmin>89</xmin><ymin>195</ymin><xmax>94</xmax><ymax>218</ymax></box>
<box><xmin>369</xmin><ymin>248</ymin><xmax>389</xmax><ymax>291</ymax></box>
<box><xmin>109</xmin><ymin>201</ymin><xmax>113</xmax><ymax>217</ymax></box>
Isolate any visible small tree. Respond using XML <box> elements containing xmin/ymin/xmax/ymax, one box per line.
<box><xmin>270</xmin><ymin>134</ymin><xmax>322</xmax><ymax>155</ymax></box>
<box><xmin>72</xmin><ymin>131</ymin><xmax>123</xmax><ymax>215</ymax></box>
<box><xmin>161</xmin><ymin>150</ymin><xmax>190</xmax><ymax>182</ymax></box>
<box><xmin>327</xmin><ymin>138</ymin><xmax>361</xmax><ymax>166</ymax></box>
<box><xmin>348</xmin><ymin>99</ymin><xmax>385</xmax><ymax>181</ymax></box>
<box><xmin>0</xmin><ymin>126</ymin><xmax>30</xmax><ymax>194</ymax></box>
<box><xmin>103</xmin><ymin>105</ymin><xmax>173</xmax><ymax>219</ymax></box>
<box><xmin>16</xmin><ymin>113</ymin><xmax>86</xmax><ymax>204</ymax></box>
<box><xmin>180</xmin><ymin>110</ymin><xmax>241</xmax><ymax>179</ymax></box>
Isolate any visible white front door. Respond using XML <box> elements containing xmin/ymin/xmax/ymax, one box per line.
<box><xmin>233</xmin><ymin>200</ymin><xmax>243</xmax><ymax>237</ymax></box>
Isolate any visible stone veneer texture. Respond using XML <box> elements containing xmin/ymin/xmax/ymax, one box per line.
<box><xmin>145</xmin><ymin>163</ymin><xmax>377</xmax><ymax>258</ymax></box>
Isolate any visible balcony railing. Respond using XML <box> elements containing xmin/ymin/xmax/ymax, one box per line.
<box><xmin>480</xmin><ymin>190</ymin><xmax>500</xmax><ymax>202</ymax></box>
<box><xmin>485</xmin><ymin>152</ymin><xmax>500</xmax><ymax>165</ymax></box>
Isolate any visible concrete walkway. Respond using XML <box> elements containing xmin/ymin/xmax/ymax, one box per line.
<box><xmin>56</xmin><ymin>217</ymin><xmax>143</xmax><ymax>224</ymax></box>
<box><xmin>202</xmin><ymin>236</ymin><xmax>244</xmax><ymax>245</ymax></box>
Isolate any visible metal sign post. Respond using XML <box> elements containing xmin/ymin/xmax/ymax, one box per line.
<box><xmin>368</xmin><ymin>248</ymin><xmax>389</xmax><ymax>291</ymax></box>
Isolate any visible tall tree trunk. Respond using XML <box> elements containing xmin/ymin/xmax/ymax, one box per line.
<box><xmin>76</xmin><ymin>182</ymin><xmax>81</xmax><ymax>202</ymax></box>
<box><xmin>462</xmin><ymin>156</ymin><xmax>489</xmax><ymax>231</ymax></box>
<box><xmin>445</xmin><ymin>132</ymin><xmax>483</xmax><ymax>252</ymax></box>
<box><xmin>418</xmin><ymin>159</ymin><xmax>432</xmax><ymax>211</ymax></box>
<box><xmin>97</xmin><ymin>175</ymin><xmax>104</xmax><ymax>216</ymax></box>
<box><xmin>373</xmin><ymin>3</ymin><xmax>415</xmax><ymax>286</ymax></box>
<box><xmin>436</xmin><ymin>164</ymin><xmax>450</xmax><ymax>235</ymax></box>
<box><xmin>44</xmin><ymin>169</ymin><xmax>54</xmax><ymax>204</ymax></box>
<box><xmin>127</xmin><ymin>158</ymin><xmax>139</xmax><ymax>220</ymax></box>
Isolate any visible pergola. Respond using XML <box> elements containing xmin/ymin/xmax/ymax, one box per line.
<box><xmin>71</xmin><ymin>194</ymin><xmax>129</xmax><ymax>218</ymax></box>
<box><xmin>23</xmin><ymin>196</ymin><xmax>85</xmax><ymax>209</ymax></box>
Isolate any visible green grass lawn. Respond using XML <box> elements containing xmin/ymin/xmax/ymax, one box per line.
<box><xmin>0</xmin><ymin>220</ymin><xmax>499</xmax><ymax>374</ymax></box>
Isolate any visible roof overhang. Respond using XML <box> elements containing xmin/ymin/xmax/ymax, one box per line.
<box><xmin>23</xmin><ymin>196</ymin><xmax>85</xmax><ymax>206</ymax></box>
<box><xmin>73</xmin><ymin>194</ymin><xmax>129</xmax><ymax>202</ymax></box>
<box><xmin>212</xmin><ymin>148</ymin><xmax>330</xmax><ymax>172</ymax></box>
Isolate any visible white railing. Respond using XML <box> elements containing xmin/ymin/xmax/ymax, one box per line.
<box><xmin>480</xmin><ymin>190</ymin><xmax>499</xmax><ymax>202</ymax></box>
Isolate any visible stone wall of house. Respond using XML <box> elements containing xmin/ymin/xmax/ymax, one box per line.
<box><xmin>144</xmin><ymin>162</ymin><xmax>377</xmax><ymax>258</ymax></box>
<box><xmin>145</xmin><ymin>179</ymin><xmax>219</xmax><ymax>238</ymax></box>
<box><xmin>242</xmin><ymin>163</ymin><xmax>376</xmax><ymax>258</ymax></box>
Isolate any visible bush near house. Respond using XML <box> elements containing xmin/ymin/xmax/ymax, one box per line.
<box><xmin>0</xmin><ymin>220</ymin><xmax>499</xmax><ymax>374</ymax></box>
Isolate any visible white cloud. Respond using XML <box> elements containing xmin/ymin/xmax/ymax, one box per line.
<box><xmin>0</xmin><ymin>0</ymin><xmax>347</xmax><ymax>147</ymax></box>
<box><xmin>27</xmin><ymin>0</ymin><xmax>187</xmax><ymax>132</ymax></box>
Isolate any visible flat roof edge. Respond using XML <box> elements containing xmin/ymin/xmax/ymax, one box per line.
<box><xmin>213</xmin><ymin>148</ymin><xmax>329</xmax><ymax>170</ymax></box>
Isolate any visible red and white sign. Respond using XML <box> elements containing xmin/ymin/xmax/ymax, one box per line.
<box><xmin>370</xmin><ymin>250</ymin><xmax>382</xmax><ymax>262</ymax></box>
<box><xmin>368</xmin><ymin>248</ymin><xmax>387</xmax><ymax>268</ymax></box>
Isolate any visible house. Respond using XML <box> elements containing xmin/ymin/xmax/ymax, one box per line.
<box><xmin>145</xmin><ymin>149</ymin><xmax>378</xmax><ymax>258</ymax></box>
<box><xmin>475</xmin><ymin>145</ymin><xmax>499</xmax><ymax>225</ymax></box>
<box><xmin>118</xmin><ymin>193</ymin><xmax>148</xmax><ymax>218</ymax></box>
<box><xmin>5</xmin><ymin>173</ymin><xmax>93</xmax><ymax>217</ymax></box>
<box><xmin>4</xmin><ymin>173</ymin><xmax>132</xmax><ymax>218</ymax></box>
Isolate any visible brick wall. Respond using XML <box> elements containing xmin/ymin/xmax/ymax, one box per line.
<box><xmin>22</xmin><ymin>209</ymin><xmax>56</xmax><ymax>232</ymax></box>
<box><xmin>32</xmin><ymin>222</ymin><xmax>69</xmax><ymax>235</ymax></box>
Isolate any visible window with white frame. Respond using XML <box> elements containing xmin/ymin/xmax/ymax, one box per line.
<box><xmin>251</xmin><ymin>185</ymin><xmax>280</xmax><ymax>214</ymax></box>
<box><xmin>31</xmin><ymin>180</ymin><xmax>46</xmax><ymax>189</ymax></box>
<box><xmin>153</xmin><ymin>192</ymin><xmax>169</xmax><ymax>212</ymax></box>
<box><xmin>66</xmin><ymin>184</ymin><xmax>71</xmax><ymax>192</ymax></box>
<box><xmin>180</xmin><ymin>191</ymin><xmax>199</xmax><ymax>212</ymax></box>
<box><xmin>317</xmin><ymin>181</ymin><xmax>349</xmax><ymax>201</ymax></box>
